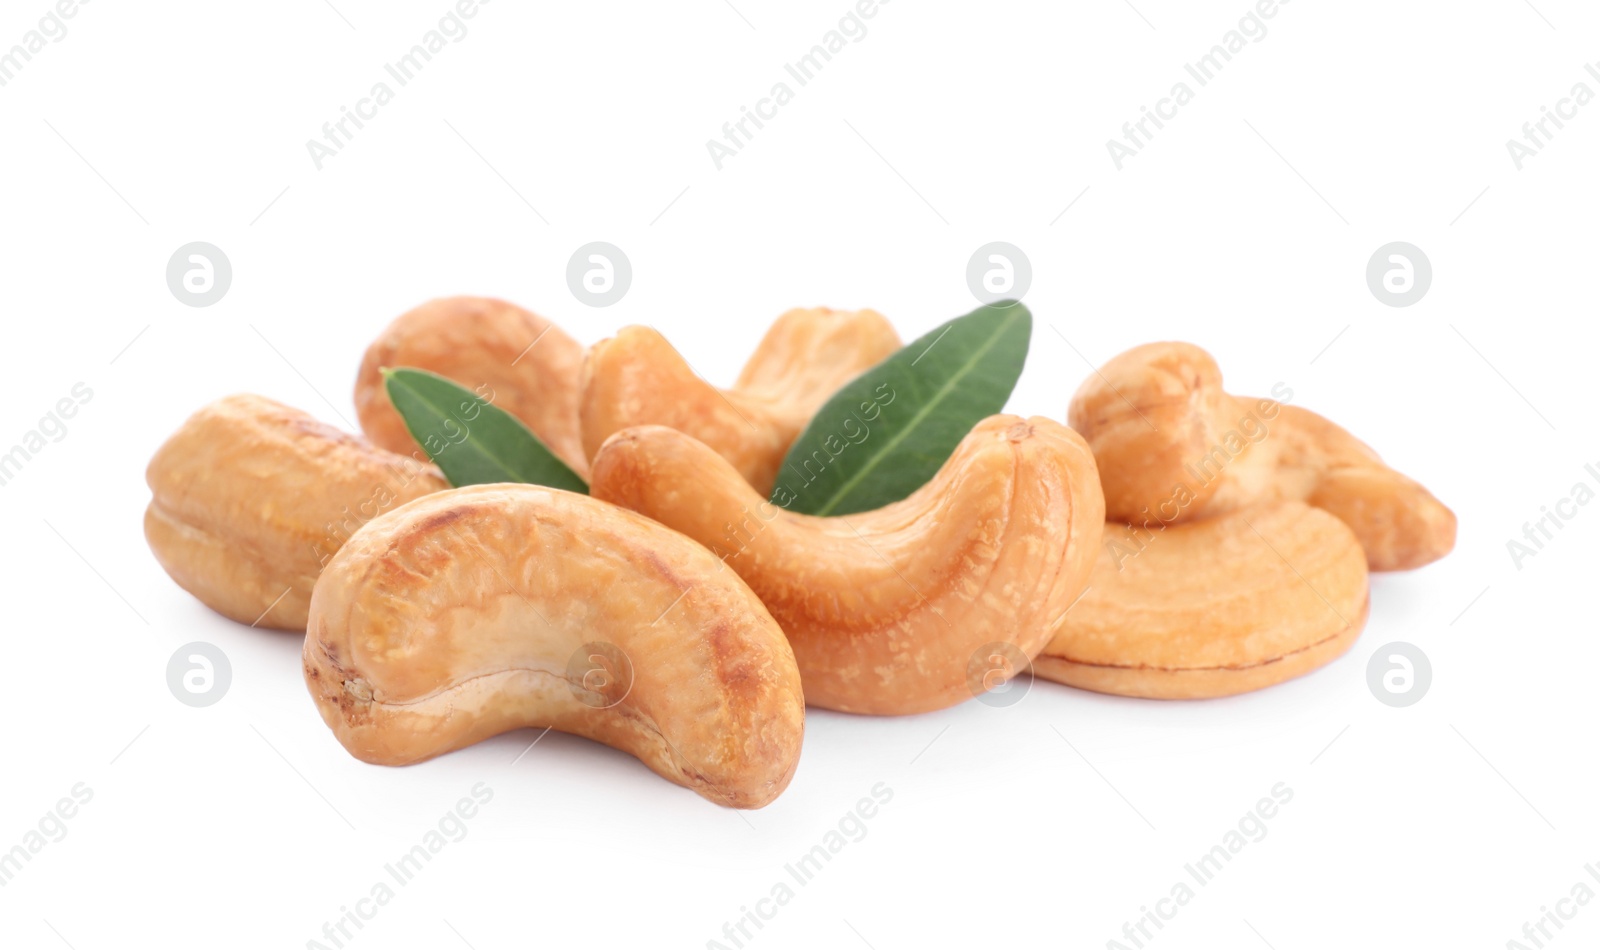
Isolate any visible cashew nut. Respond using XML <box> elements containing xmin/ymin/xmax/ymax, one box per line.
<box><xmin>588</xmin><ymin>416</ymin><xmax>1104</xmax><ymax>714</ymax></box>
<box><xmin>145</xmin><ymin>395</ymin><xmax>447</xmax><ymax>630</ymax></box>
<box><xmin>302</xmin><ymin>484</ymin><xmax>805</xmax><ymax>809</ymax></box>
<box><xmin>1068</xmin><ymin>341</ymin><xmax>1456</xmax><ymax>570</ymax></box>
<box><xmin>354</xmin><ymin>296</ymin><xmax>589</xmax><ymax>475</ymax></box>
<box><xmin>1034</xmin><ymin>502</ymin><xmax>1370</xmax><ymax>699</ymax></box>
<box><xmin>579</xmin><ymin>308</ymin><xmax>901</xmax><ymax>495</ymax></box>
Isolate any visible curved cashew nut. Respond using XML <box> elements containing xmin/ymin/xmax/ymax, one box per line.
<box><xmin>589</xmin><ymin>415</ymin><xmax>1104</xmax><ymax>715</ymax></box>
<box><xmin>580</xmin><ymin>308</ymin><xmax>901</xmax><ymax>495</ymax></box>
<box><xmin>1034</xmin><ymin>502</ymin><xmax>1370</xmax><ymax>699</ymax></box>
<box><xmin>1068</xmin><ymin>341</ymin><xmax>1456</xmax><ymax>571</ymax></box>
<box><xmin>303</xmin><ymin>484</ymin><xmax>805</xmax><ymax>809</ymax></box>
<box><xmin>355</xmin><ymin>296</ymin><xmax>589</xmax><ymax>475</ymax></box>
<box><xmin>145</xmin><ymin>395</ymin><xmax>447</xmax><ymax>630</ymax></box>
<box><xmin>1274</xmin><ymin>404</ymin><xmax>1455</xmax><ymax>573</ymax></box>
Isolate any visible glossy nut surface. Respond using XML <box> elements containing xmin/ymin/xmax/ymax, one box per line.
<box><xmin>589</xmin><ymin>415</ymin><xmax>1104</xmax><ymax>715</ymax></box>
<box><xmin>145</xmin><ymin>394</ymin><xmax>447</xmax><ymax>630</ymax></box>
<box><xmin>1068</xmin><ymin>341</ymin><xmax>1456</xmax><ymax>571</ymax></box>
<box><xmin>354</xmin><ymin>296</ymin><xmax>589</xmax><ymax>475</ymax></box>
<box><xmin>303</xmin><ymin>484</ymin><xmax>805</xmax><ymax>809</ymax></box>
<box><xmin>580</xmin><ymin>308</ymin><xmax>901</xmax><ymax>495</ymax></box>
<box><xmin>1034</xmin><ymin>502</ymin><xmax>1370</xmax><ymax>699</ymax></box>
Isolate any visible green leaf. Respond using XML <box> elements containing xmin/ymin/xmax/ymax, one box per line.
<box><xmin>770</xmin><ymin>301</ymin><xmax>1032</xmax><ymax>516</ymax></box>
<box><xmin>383</xmin><ymin>367</ymin><xmax>588</xmax><ymax>493</ymax></box>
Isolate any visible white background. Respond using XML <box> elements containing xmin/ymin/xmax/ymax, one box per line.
<box><xmin>1</xmin><ymin>1</ymin><xmax>1596</xmax><ymax>947</ymax></box>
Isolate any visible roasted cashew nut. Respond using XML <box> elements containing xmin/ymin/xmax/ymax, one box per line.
<box><xmin>145</xmin><ymin>395</ymin><xmax>447</xmax><ymax>630</ymax></box>
<box><xmin>303</xmin><ymin>484</ymin><xmax>806</xmax><ymax>809</ymax></box>
<box><xmin>589</xmin><ymin>415</ymin><xmax>1104</xmax><ymax>715</ymax></box>
<box><xmin>579</xmin><ymin>308</ymin><xmax>901</xmax><ymax>495</ymax></box>
<box><xmin>355</xmin><ymin>296</ymin><xmax>589</xmax><ymax>476</ymax></box>
<box><xmin>1068</xmin><ymin>341</ymin><xmax>1456</xmax><ymax>570</ymax></box>
<box><xmin>1034</xmin><ymin>502</ymin><xmax>1370</xmax><ymax>699</ymax></box>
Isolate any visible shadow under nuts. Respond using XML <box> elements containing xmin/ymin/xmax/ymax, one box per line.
<box><xmin>1068</xmin><ymin>341</ymin><xmax>1456</xmax><ymax>571</ymax></box>
<box><xmin>145</xmin><ymin>394</ymin><xmax>447</xmax><ymax>630</ymax></box>
<box><xmin>589</xmin><ymin>415</ymin><xmax>1104</xmax><ymax>715</ymax></box>
<box><xmin>355</xmin><ymin>296</ymin><xmax>589</xmax><ymax>476</ymax></box>
<box><xmin>303</xmin><ymin>484</ymin><xmax>806</xmax><ymax>809</ymax></box>
<box><xmin>1034</xmin><ymin>502</ymin><xmax>1370</xmax><ymax>699</ymax></box>
<box><xmin>580</xmin><ymin>308</ymin><xmax>901</xmax><ymax>496</ymax></box>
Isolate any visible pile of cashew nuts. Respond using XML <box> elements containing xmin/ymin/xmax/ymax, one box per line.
<box><xmin>145</xmin><ymin>298</ymin><xmax>1454</xmax><ymax>808</ymax></box>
